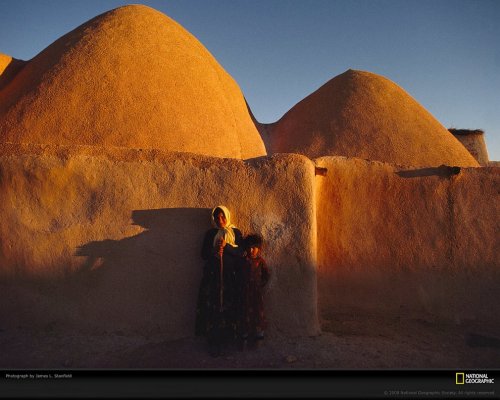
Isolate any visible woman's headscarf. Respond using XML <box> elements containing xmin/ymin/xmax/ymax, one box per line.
<box><xmin>212</xmin><ymin>205</ymin><xmax>238</xmax><ymax>248</ymax></box>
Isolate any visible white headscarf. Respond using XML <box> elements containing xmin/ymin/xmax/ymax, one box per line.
<box><xmin>212</xmin><ymin>205</ymin><xmax>238</xmax><ymax>248</ymax></box>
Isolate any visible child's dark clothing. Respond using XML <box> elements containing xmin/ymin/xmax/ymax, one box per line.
<box><xmin>241</xmin><ymin>255</ymin><xmax>270</xmax><ymax>338</ymax></box>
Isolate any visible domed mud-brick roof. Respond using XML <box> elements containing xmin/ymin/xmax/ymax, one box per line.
<box><xmin>268</xmin><ymin>69</ymin><xmax>478</xmax><ymax>167</ymax></box>
<box><xmin>0</xmin><ymin>53</ymin><xmax>26</xmax><ymax>91</ymax></box>
<box><xmin>0</xmin><ymin>5</ymin><xmax>266</xmax><ymax>159</ymax></box>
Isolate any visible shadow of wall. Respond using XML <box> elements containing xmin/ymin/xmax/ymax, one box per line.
<box><xmin>315</xmin><ymin>156</ymin><xmax>500</xmax><ymax>327</ymax></box>
<box><xmin>0</xmin><ymin>208</ymin><xmax>209</xmax><ymax>337</ymax></box>
<box><xmin>70</xmin><ymin>208</ymin><xmax>210</xmax><ymax>336</ymax></box>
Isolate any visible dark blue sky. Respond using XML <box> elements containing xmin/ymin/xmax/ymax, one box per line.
<box><xmin>1</xmin><ymin>0</ymin><xmax>499</xmax><ymax>160</ymax></box>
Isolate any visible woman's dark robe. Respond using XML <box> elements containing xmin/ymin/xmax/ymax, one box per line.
<box><xmin>195</xmin><ymin>228</ymin><xmax>244</xmax><ymax>343</ymax></box>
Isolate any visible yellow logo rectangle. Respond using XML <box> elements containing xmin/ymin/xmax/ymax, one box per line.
<box><xmin>456</xmin><ymin>373</ymin><xmax>465</xmax><ymax>385</ymax></box>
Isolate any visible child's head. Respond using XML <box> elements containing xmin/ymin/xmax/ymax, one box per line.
<box><xmin>245</xmin><ymin>234</ymin><xmax>263</xmax><ymax>259</ymax></box>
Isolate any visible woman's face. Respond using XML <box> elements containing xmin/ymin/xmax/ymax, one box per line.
<box><xmin>214</xmin><ymin>211</ymin><xmax>227</xmax><ymax>228</ymax></box>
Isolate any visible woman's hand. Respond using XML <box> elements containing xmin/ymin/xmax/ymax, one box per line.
<box><xmin>213</xmin><ymin>238</ymin><xmax>226</xmax><ymax>257</ymax></box>
<box><xmin>218</xmin><ymin>238</ymin><xmax>226</xmax><ymax>256</ymax></box>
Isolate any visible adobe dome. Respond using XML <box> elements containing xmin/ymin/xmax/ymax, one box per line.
<box><xmin>0</xmin><ymin>5</ymin><xmax>266</xmax><ymax>159</ymax></box>
<box><xmin>0</xmin><ymin>53</ymin><xmax>26</xmax><ymax>91</ymax></box>
<box><xmin>0</xmin><ymin>53</ymin><xmax>13</xmax><ymax>75</ymax></box>
<box><xmin>267</xmin><ymin>69</ymin><xmax>478</xmax><ymax>167</ymax></box>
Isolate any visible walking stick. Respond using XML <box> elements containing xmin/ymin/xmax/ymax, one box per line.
<box><xmin>219</xmin><ymin>252</ymin><xmax>224</xmax><ymax>312</ymax></box>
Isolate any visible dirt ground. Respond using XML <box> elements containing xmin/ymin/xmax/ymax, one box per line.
<box><xmin>1</xmin><ymin>312</ymin><xmax>499</xmax><ymax>370</ymax></box>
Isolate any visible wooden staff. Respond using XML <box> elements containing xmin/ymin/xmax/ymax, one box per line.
<box><xmin>219</xmin><ymin>254</ymin><xmax>224</xmax><ymax>312</ymax></box>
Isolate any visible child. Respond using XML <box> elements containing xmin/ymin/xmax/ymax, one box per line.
<box><xmin>240</xmin><ymin>234</ymin><xmax>270</xmax><ymax>349</ymax></box>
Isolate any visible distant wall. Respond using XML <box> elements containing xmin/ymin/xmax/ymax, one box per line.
<box><xmin>0</xmin><ymin>144</ymin><xmax>320</xmax><ymax>338</ymax></box>
<box><xmin>449</xmin><ymin>129</ymin><xmax>490</xmax><ymax>166</ymax></box>
<box><xmin>315</xmin><ymin>156</ymin><xmax>500</xmax><ymax>324</ymax></box>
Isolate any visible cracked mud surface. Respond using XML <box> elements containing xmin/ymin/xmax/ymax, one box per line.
<box><xmin>1</xmin><ymin>312</ymin><xmax>498</xmax><ymax>370</ymax></box>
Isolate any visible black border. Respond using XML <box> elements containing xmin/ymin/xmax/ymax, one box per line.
<box><xmin>1</xmin><ymin>369</ymin><xmax>499</xmax><ymax>399</ymax></box>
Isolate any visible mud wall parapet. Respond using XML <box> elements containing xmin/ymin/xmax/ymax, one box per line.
<box><xmin>315</xmin><ymin>156</ymin><xmax>500</xmax><ymax>325</ymax></box>
<box><xmin>0</xmin><ymin>143</ymin><xmax>319</xmax><ymax>338</ymax></box>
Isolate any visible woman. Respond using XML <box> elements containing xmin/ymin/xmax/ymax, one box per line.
<box><xmin>195</xmin><ymin>205</ymin><xmax>244</xmax><ymax>356</ymax></box>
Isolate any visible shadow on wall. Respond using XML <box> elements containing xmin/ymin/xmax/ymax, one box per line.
<box><xmin>70</xmin><ymin>207</ymin><xmax>212</xmax><ymax>336</ymax></box>
<box><xmin>396</xmin><ymin>166</ymin><xmax>461</xmax><ymax>179</ymax></box>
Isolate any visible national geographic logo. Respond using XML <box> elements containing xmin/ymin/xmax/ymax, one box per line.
<box><xmin>456</xmin><ymin>372</ymin><xmax>495</xmax><ymax>385</ymax></box>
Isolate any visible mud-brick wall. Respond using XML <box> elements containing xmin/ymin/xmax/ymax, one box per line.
<box><xmin>0</xmin><ymin>143</ymin><xmax>320</xmax><ymax>338</ymax></box>
<box><xmin>450</xmin><ymin>131</ymin><xmax>490</xmax><ymax>166</ymax></box>
<box><xmin>315</xmin><ymin>156</ymin><xmax>499</xmax><ymax>324</ymax></box>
